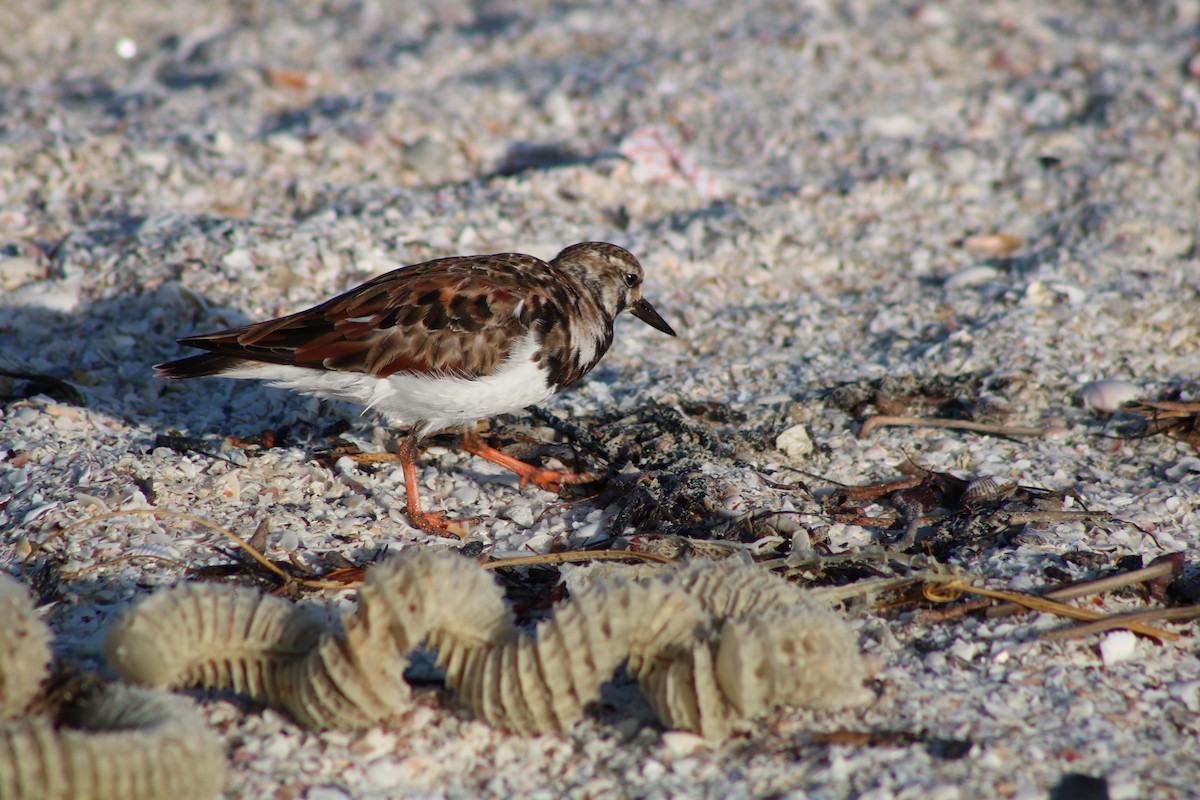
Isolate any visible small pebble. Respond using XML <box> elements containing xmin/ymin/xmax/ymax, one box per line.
<box><xmin>500</xmin><ymin>504</ymin><xmax>535</xmax><ymax>528</ymax></box>
<box><xmin>0</xmin><ymin>256</ymin><xmax>42</xmax><ymax>290</ymax></box>
<box><xmin>864</xmin><ymin>113</ymin><xmax>926</xmax><ymax>139</ymax></box>
<box><xmin>1080</xmin><ymin>380</ymin><xmax>1139</xmax><ymax>413</ymax></box>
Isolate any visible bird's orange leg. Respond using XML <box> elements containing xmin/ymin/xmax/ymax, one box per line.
<box><xmin>462</xmin><ymin>429</ymin><xmax>598</xmax><ymax>492</ymax></box>
<box><xmin>398</xmin><ymin>433</ymin><xmax>472</xmax><ymax>539</ymax></box>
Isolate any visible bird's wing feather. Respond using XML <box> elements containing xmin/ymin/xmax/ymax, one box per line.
<box><xmin>178</xmin><ymin>254</ymin><xmax>552</xmax><ymax>379</ymax></box>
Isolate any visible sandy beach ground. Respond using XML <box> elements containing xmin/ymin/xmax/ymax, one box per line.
<box><xmin>3</xmin><ymin>1</ymin><xmax>1200</xmax><ymax>797</ymax></box>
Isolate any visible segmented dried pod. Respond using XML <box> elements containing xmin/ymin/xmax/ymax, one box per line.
<box><xmin>105</xmin><ymin>551</ymin><xmax>873</xmax><ymax>740</ymax></box>
<box><xmin>0</xmin><ymin>685</ymin><xmax>226</xmax><ymax>800</ymax></box>
<box><xmin>628</xmin><ymin>561</ymin><xmax>874</xmax><ymax>738</ymax></box>
<box><xmin>292</xmin><ymin>549</ymin><xmax>515</xmax><ymax>729</ymax></box>
<box><xmin>105</xmin><ymin>582</ymin><xmax>327</xmax><ymax>696</ymax></box>
<box><xmin>107</xmin><ymin>550</ymin><xmax>515</xmax><ymax>729</ymax></box>
<box><xmin>0</xmin><ymin>573</ymin><xmax>51</xmax><ymax>719</ymax></box>
<box><xmin>446</xmin><ymin>573</ymin><xmax>707</xmax><ymax>735</ymax></box>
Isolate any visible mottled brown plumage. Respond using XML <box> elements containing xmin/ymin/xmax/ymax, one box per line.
<box><xmin>156</xmin><ymin>242</ymin><xmax>676</xmax><ymax>537</ymax></box>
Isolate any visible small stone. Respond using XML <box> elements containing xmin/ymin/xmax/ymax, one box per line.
<box><xmin>0</xmin><ymin>256</ymin><xmax>43</xmax><ymax>290</ymax></box>
<box><xmin>452</xmin><ymin>485</ymin><xmax>480</xmax><ymax>505</ymax></box>
<box><xmin>864</xmin><ymin>113</ymin><xmax>926</xmax><ymax>139</ymax></box>
<box><xmin>221</xmin><ymin>248</ymin><xmax>256</xmax><ymax>272</ymax></box>
<box><xmin>403</xmin><ymin>137</ymin><xmax>452</xmax><ymax>181</ymax></box>
<box><xmin>306</xmin><ymin>787</ymin><xmax>352</xmax><ymax>800</ymax></box>
<box><xmin>660</xmin><ymin>730</ymin><xmax>707</xmax><ymax>757</ymax></box>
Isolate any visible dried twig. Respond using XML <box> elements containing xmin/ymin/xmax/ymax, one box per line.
<box><xmin>986</xmin><ymin>558</ymin><xmax>1178</xmax><ymax>618</ymax></box>
<box><xmin>1039</xmin><ymin>605</ymin><xmax>1200</xmax><ymax>642</ymax></box>
<box><xmin>924</xmin><ymin>579</ymin><xmax>1179</xmax><ymax>641</ymax></box>
<box><xmin>919</xmin><ymin>557</ymin><xmax>1180</xmax><ymax>624</ymax></box>
<box><xmin>483</xmin><ymin>549</ymin><xmax>676</xmax><ymax>570</ymax></box>
<box><xmin>858</xmin><ymin>415</ymin><xmax>1047</xmax><ymax>439</ymax></box>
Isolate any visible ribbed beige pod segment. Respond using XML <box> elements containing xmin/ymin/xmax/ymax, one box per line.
<box><xmin>0</xmin><ymin>686</ymin><xmax>226</xmax><ymax>800</ymax></box>
<box><xmin>283</xmin><ymin>549</ymin><xmax>514</xmax><ymax>730</ymax></box>
<box><xmin>0</xmin><ymin>573</ymin><xmax>52</xmax><ymax>719</ymax></box>
<box><xmin>105</xmin><ymin>582</ymin><xmax>326</xmax><ymax>698</ymax></box>
<box><xmin>442</xmin><ymin>572</ymin><xmax>705</xmax><ymax>735</ymax></box>
<box><xmin>628</xmin><ymin>561</ymin><xmax>875</xmax><ymax>739</ymax></box>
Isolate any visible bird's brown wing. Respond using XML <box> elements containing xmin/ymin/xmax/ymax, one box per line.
<box><xmin>178</xmin><ymin>254</ymin><xmax>553</xmax><ymax>379</ymax></box>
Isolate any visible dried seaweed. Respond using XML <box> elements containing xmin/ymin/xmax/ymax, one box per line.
<box><xmin>1122</xmin><ymin>399</ymin><xmax>1200</xmax><ymax>451</ymax></box>
<box><xmin>822</xmin><ymin>464</ymin><xmax>1115</xmax><ymax>557</ymax></box>
<box><xmin>826</xmin><ymin>373</ymin><xmax>992</xmax><ymax>419</ymax></box>
<box><xmin>106</xmin><ymin>551</ymin><xmax>873</xmax><ymax>739</ymax></box>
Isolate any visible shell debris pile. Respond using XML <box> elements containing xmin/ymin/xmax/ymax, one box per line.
<box><xmin>0</xmin><ymin>574</ymin><xmax>226</xmax><ymax>800</ymax></box>
<box><xmin>107</xmin><ymin>550</ymin><xmax>874</xmax><ymax>739</ymax></box>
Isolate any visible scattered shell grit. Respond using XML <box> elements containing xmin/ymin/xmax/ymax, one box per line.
<box><xmin>3</xmin><ymin>0</ymin><xmax>1200</xmax><ymax>798</ymax></box>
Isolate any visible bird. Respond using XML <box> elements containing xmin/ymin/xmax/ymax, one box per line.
<box><xmin>155</xmin><ymin>241</ymin><xmax>676</xmax><ymax>537</ymax></box>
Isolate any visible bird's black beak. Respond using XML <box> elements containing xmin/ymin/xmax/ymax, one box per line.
<box><xmin>629</xmin><ymin>297</ymin><xmax>677</xmax><ymax>336</ymax></box>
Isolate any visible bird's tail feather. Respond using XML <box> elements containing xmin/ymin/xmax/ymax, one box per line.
<box><xmin>155</xmin><ymin>353</ymin><xmax>248</xmax><ymax>379</ymax></box>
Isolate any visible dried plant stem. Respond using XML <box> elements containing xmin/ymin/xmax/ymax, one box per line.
<box><xmin>924</xmin><ymin>579</ymin><xmax>1178</xmax><ymax>641</ymax></box>
<box><xmin>985</xmin><ymin>559</ymin><xmax>1178</xmax><ymax>618</ymax></box>
<box><xmin>858</xmin><ymin>415</ymin><xmax>1047</xmax><ymax>439</ymax></box>
<box><xmin>482</xmin><ymin>550</ymin><xmax>675</xmax><ymax>569</ymax></box>
<box><xmin>1039</xmin><ymin>605</ymin><xmax>1200</xmax><ymax>642</ymax></box>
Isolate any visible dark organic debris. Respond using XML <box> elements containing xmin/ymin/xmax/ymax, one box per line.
<box><xmin>0</xmin><ymin>368</ymin><xmax>86</xmax><ymax>406</ymax></box>
<box><xmin>1049</xmin><ymin>774</ymin><xmax>1109</xmax><ymax>800</ymax></box>
<box><xmin>810</xmin><ymin>729</ymin><xmax>973</xmax><ymax>760</ymax></box>
<box><xmin>1122</xmin><ymin>399</ymin><xmax>1200</xmax><ymax>451</ymax></box>
<box><xmin>152</xmin><ymin>432</ymin><xmax>234</xmax><ymax>464</ymax></box>
<box><xmin>827</xmin><ymin>373</ymin><xmax>995</xmax><ymax>419</ymax></box>
<box><xmin>517</xmin><ymin>401</ymin><xmax>763</xmax><ymax>540</ymax></box>
<box><xmin>822</xmin><ymin>463</ymin><xmax>1115</xmax><ymax>557</ymax></box>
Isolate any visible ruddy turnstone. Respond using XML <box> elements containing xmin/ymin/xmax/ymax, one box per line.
<box><xmin>156</xmin><ymin>242</ymin><xmax>676</xmax><ymax>536</ymax></box>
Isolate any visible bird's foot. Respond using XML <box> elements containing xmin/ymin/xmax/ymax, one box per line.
<box><xmin>406</xmin><ymin>509</ymin><xmax>475</xmax><ymax>540</ymax></box>
<box><xmin>462</xmin><ymin>430</ymin><xmax>599</xmax><ymax>493</ymax></box>
<box><xmin>515</xmin><ymin>466</ymin><xmax>600</xmax><ymax>493</ymax></box>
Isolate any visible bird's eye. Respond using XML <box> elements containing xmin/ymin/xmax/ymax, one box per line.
<box><xmin>624</xmin><ymin>272</ymin><xmax>640</xmax><ymax>287</ymax></box>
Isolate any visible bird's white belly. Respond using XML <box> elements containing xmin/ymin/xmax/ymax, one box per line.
<box><xmin>219</xmin><ymin>331</ymin><xmax>556</xmax><ymax>436</ymax></box>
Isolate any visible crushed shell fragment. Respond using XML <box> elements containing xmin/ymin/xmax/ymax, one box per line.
<box><xmin>1080</xmin><ymin>379</ymin><xmax>1139</xmax><ymax>413</ymax></box>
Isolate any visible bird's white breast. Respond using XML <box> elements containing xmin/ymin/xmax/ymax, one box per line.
<box><xmin>217</xmin><ymin>331</ymin><xmax>556</xmax><ymax>437</ymax></box>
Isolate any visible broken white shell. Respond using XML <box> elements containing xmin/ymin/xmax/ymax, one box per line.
<box><xmin>1079</xmin><ymin>379</ymin><xmax>1139</xmax><ymax>413</ymax></box>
